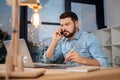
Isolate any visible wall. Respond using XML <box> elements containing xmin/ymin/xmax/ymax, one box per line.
<box><xmin>0</xmin><ymin>0</ymin><xmax>11</xmax><ymax>35</ymax></box>
<box><xmin>28</xmin><ymin>0</ymin><xmax>65</xmax><ymax>23</ymax></box>
<box><xmin>71</xmin><ymin>3</ymin><xmax>97</xmax><ymax>32</ymax></box>
<box><xmin>104</xmin><ymin>0</ymin><xmax>120</xmax><ymax>28</ymax></box>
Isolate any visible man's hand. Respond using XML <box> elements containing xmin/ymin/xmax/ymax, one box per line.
<box><xmin>52</xmin><ymin>27</ymin><xmax>63</xmax><ymax>43</ymax></box>
<box><xmin>64</xmin><ymin>50</ymin><xmax>83</xmax><ymax>64</ymax></box>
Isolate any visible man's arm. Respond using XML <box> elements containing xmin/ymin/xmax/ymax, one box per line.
<box><xmin>46</xmin><ymin>41</ymin><xmax>58</xmax><ymax>58</ymax></box>
<box><xmin>77</xmin><ymin>56</ymin><xmax>100</xmax><ymax>66</ymax></box>
<box><xmin>87</xmin><ymin>34</ymin><xmax>110</xmax><ymax>67</ymax></box>
<box><xmin>65</xmin><ymin>50</ymin><xmax>100</xmax><ymax>66</ymax></box>
<box><xmin>46</xmin><ymin>28</ymin><xmax>63</xmax><ymax>59</ymax></box>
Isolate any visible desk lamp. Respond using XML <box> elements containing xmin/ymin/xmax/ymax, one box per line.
<box><xmin>0</xmin><ymin>0</ymin><xmax>45</xmax><ymax>79</ymax></box>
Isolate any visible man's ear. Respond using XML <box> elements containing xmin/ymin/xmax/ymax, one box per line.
<box><xmin>75</xmin><ymin>20</ymin><xmax>79</xmax><ymax>28</ymax></box>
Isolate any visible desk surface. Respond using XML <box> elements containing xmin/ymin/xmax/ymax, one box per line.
<box><xmin>0</xmin><ymin>64</ymin><xmax>120</xmax><ymax>80</ymax></box>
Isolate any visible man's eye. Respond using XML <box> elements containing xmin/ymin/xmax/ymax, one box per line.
<box><xmin>65</xmin><ymin>23</ymin><xmax>70</xmax><ymax>26</ymax></box>
<box><xmin>66</xmin><ymin>24</ymin><xmax>69</xmax><ymax>26</ymax></box>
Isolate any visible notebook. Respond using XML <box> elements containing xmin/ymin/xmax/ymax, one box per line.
<box><xmin>4</xmin><ymin>39</ymin><xmax>75</xmax><ymax>69</ymax></box>
<box><xmin>66</xmin><ymin>66</ymin><xmax>100</xmax><ymax>72</ymax></box>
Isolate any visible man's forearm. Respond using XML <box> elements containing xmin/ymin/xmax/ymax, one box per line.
<box><xmin>46</xmin><ymin>41</ymin><xmax>58</xmax><ymax>59</ymax></box>
<box><xmin>79</xmin><ymin>57</ymin><xmax>100</xmax><ymax>66</ymax></box>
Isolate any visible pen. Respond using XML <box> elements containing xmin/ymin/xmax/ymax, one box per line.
<box><xmin>70</xmin><ymin>46</ymin><xmax>75</xmax><ymax>53</ymax></box>
<box><xmin>63</xmin><ymin>46</ymin><xmax>75</xmax><ymax>64</ymax></box>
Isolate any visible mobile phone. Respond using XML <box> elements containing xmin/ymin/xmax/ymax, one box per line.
<box><xmin>60</xmin><ymin>30</ymin><xmax>63</xmax><ymax>35</ymax></box>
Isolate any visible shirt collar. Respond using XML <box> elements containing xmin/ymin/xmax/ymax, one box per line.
<box><xmin>74</xmin><ymin>29</ymin><xmax>82</xmax><ymax>40</ymax></box>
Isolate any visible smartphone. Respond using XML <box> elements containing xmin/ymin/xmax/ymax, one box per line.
<box><xmin>60</xmin><ymin>30</ymin><xmax>63</xmax><ymax>35</ymax></box>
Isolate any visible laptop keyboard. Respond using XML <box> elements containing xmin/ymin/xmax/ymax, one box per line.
<box><xmin>34</xmin><ymin>63</ymin><xmax>76</xmax><ymax>69</ymax></box>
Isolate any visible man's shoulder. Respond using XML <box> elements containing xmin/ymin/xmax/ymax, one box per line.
<box><xmin>80</xmin><ymin>31</ymin><xmax>97</xmax><ymax>41</ymax></box>
<box><xmin>82</xmin><ymin>31</ymin><xmax>95</xmax><ymax>37</ymax></box>
<box><xmin>80</xmin><ymin>31</ymin><xmax>91</xmax><ymax>38</ymax></box>
<box><xmin>81</xmin><ymin>31</ymin><xmax>92</xmax><ymax>35</ymax></box>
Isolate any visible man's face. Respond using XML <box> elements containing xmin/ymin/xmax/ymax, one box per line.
<box><xmin>60</xmin><ymin>17</ymin><xmax>78</xmax><ymax>38</ymax></box>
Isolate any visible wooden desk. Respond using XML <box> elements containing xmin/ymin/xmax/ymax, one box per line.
<box><xmin>0</xmin><ymin>64</ymin><xmax>120</xmax><ymax>80</ymax></box>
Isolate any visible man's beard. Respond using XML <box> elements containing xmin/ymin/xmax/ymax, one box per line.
<box><xmin>63</xmin><ymin>25</ymin><xmax>76</xmax><ymax>38</ymax></box>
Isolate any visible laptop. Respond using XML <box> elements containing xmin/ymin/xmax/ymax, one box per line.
<box><xmin>3</xmin><ymin>39</ymin><xmax>75</xmax><ymax>69</ymax></box>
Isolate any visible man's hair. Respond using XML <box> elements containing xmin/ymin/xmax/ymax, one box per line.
<box><xmin>60</xmin><ymin>11</ymin><xmax>78</xmax><ymax>21</ymax></box>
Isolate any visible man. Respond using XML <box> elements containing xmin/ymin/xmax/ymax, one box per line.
<box><xmin>43</xmin><ymin>12</ymin><xmax>110</xmax><ymax>67</ymax></box>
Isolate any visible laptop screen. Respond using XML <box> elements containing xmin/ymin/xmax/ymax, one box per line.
<box><xmin>3</xmin><ymin>39</ymin><xmax>34</xmax><ymax>67</ymax></box>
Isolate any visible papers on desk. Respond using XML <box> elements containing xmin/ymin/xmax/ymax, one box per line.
<box><xmin>66</xmin><ymin>66</ymin><xmax>100</xmax><ymax>72</ymax></box>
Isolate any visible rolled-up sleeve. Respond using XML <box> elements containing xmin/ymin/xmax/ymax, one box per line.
<box><xmin>88</xmin><ymin>34</ymin><xmax>111</xmax><ymax>67</ymax></box>
<box><xmin>96</xmin><ymin>57</ymin><xmax>110</xmax><ymax>67</ymax></box>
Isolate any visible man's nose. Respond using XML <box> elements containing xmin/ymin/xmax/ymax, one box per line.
<box><xmin>61</xmin><ymin>27</ymin><xmax>65</xmax><ymax>31</ymax></box>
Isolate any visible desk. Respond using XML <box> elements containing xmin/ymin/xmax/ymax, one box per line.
<box><xmin>0</xmin><ymin>64</ymin><xmax>120</xmax><ymax>80</ymax></box>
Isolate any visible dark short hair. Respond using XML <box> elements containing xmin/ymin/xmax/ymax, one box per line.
<box><xmin>60</xmin><ymin>12</ymin><xmax>78</xmax><ymax>21</ymax></box>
